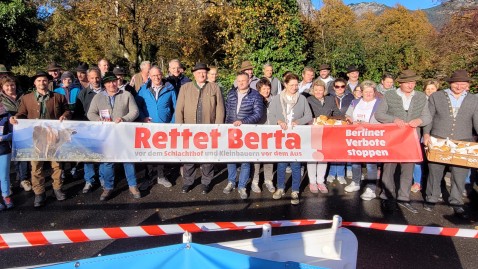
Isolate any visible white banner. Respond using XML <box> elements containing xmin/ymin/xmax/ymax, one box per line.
<box><xmin>12</xmin><ymin>119</ymin><xmax>422</xmax><ymax>163</ymax></box>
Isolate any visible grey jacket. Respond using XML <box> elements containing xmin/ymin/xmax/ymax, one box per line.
<box><xmin>87</xmin><ymin>90</ymin><xmax>139</xmax><ymax>122</ymax></box>
<box><xmin>375</xmin><ymin>89</ymin><xmax>432</xmax><ymax>127</ymax></box>
<box><xmin>267</xmin><ymin>94</ymin><xmax>313</xmax><ymax>125</ymax></box>
<box><xmin>423</xmin><ymin>90</ymin><xmax>478</xmax><ymax>141</ymax></box>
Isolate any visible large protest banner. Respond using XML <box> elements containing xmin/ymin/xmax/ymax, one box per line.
<box><xmin>12</xmin><ymin>120</ymin><xmax>422</xmax><ymax>163</ymax></box>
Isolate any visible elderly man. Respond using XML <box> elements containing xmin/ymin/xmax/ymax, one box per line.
<box><xmin>137</xmin><ymin>66</ymin><xmax>177</xmax><ymax>188</ymax></box>
<box><xmin>75</xmin><ymin>62</ymin><xmax>89</xmax><ymax>89</ymax></box>
<box><xmin>176</xmin><ymin>63</ymin><xmax>225</xmax><ymax>194</ymax></box>
<box><xmin>87</xmin><ymin>72</ymin><xmax>140</xmax><ymax>201</ymax></box>
<box><xmin>166</xmin><ymin>59</ymin><xmax>191</xmax><ymax>95</ymax></box>
<box><xmin>262</xmin><ymin>63</ymin><xmax>282</xmax><ymax>96</ymax></box>
<box><xmin>10</xmin><ymin>71</ymin><xmax>71</xmax><ymax>207</ymax></box>
<box><xmin>375</xmin><ymin>70</ymin><xmax>432</xmax><ymax>213</ymax></box>
<box><xmin>298</xmin><ymin>66</ymin><xmax>315</xmax><ymax>93</ymax></box>
<box><xmin>130</xmin><ymin>60</ymin><xmax>151</xmax><ymax>92</ymax></box>
<box><xmin>223</xmin><ymin>72</ymin><xmax>265</xmax><ymax>199</ymax></box>
<box><xmin>97</xmin><ymin>58</ymin><xmax>110</xmax><ymax>77</ymax></box>
<box><xmin>47</xmin><ymin>62</ymin><xmax>63</xmax><ymax>90</ymax></box>
<box><xmin>74</xmin><ymin>68</ymin><xmax>104</xmax><ymax>193</ymax></box>
<box><xmin>423</xmin><ymin>70</ymin><xmax>478</xmax><ymax>219</ymax></box>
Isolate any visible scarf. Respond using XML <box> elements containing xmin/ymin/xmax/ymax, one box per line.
<box><xmin>279</xmin><ymin>90</ymin><xmax>300</xmax><ymax>122</ymax></box>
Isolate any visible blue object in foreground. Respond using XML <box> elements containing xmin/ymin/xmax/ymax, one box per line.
<box><xmin>39</xmin><ymin>243</ymin><xmax>326</xmax><ymax>269</ymax></box>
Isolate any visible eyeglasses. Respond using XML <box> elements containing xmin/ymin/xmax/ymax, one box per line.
<box><xmin>334</xmin><ymin>85</ymin><xmax>346</xmax><ymax>89</ymax></box>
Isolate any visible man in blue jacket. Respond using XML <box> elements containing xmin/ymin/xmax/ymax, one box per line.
<box><xmin>223</xmin><ymin>72</ymin><xmax>265</xmax><ymax>199</ymax></box>
<box><xmin>137</xmin><ymin>66</ymin><xmax>176</xmax><ymax>188</ymax></box>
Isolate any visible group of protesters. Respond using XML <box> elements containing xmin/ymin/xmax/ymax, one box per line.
<box><xmin>0</xmin><ymin>59</ymin><xmax>476</xmax><ymax>219</ymax></box>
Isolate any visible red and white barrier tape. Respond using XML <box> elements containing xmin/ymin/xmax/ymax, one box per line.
<box><xmin>0</xmin><ymin>219</ymin><xmax>331</xmax><ymax>249</ymax></box>
<box><xmin>342</xmin><ymin>221</ymin><xmax>478</xmax><ymax>238</ymax></box>
<box><xmin>0</xmin><ymin>219</ymin><xmax>476</xmax><ymax>249</ymax></box>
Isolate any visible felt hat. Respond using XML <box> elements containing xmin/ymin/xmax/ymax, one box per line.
<box><xmin>102</xmin><ymin>72</ymin><xmax>118</xmax><ymax>83</ymax></box>
<box><xmin>47</xmin><ymin>62</ymin><xmax>62</xmax><ymax>71</ymax></box>
<box><xmin>446</xmin><ymin>70</ymin><xmax>472</xmax><ymax>83</ymax></box>
<box><xmin>239</xmin><ymin>61</ymin><xmax>254</xmax><ymax>72</ymax></box>
<box><xmin>76</xmin><ymin>62</ymin><xmax>89</xmax><ymax>73</ymax></box>
<box><xmin>113</xmin><ymin>66</ymin><xmax>128</xmax><ymax>76</ymax></box>
<box><xmin>346</xmin><ymin>65</ymin><xmax>359</xmax><ymax>73</ymax></box>
<box><xmin>191</xmin><ymin>63</ymin><xmax>210</xmax><ymax>72</ymax></box>
<box><xmin>32</xmin><ymin>71</ymin><xmax>52</xmax><ymax>81</ymax></box>
<box><xmin>396</xmin><ymin>70</ymin><xmax>421</xmax><ymax>83</ymax></box>
<box><xmin>318</xmin><ymin>64</ymin><xmax>331</xmax><ymax>71</ymax></box>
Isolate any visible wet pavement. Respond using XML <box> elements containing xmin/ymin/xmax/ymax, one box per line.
<box><xmin>0</xmin><ymin>164</ymin><xmax>477</xmax><ymax>269</ymax></box>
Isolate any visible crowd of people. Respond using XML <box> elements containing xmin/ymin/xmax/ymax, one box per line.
<box><xmin>0</xmin><ymin>59</ymin><xmax>476</xmax><ymax>219</ymax></box>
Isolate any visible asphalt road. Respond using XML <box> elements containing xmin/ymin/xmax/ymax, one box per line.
<box><xmin>0</xmin><ymin>164</ymin><xmax>477</xmax><ymax>269</ymax></box>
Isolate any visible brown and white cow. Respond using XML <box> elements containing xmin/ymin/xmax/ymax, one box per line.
<box><xmin>33</xmin><ymin>125</ymin><xmax>77</xmax><ymax>159</ymax></box>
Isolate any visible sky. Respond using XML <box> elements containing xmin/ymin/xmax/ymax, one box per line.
<box><xmin>312</xmin><ymin>0</ymin><xmax>440</xmax><ymax>10</ymax></box>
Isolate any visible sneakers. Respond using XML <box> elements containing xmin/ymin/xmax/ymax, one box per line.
<box><xmin>129</xmin><ymin>186</ymin><xmax>141</xmax><ymax>199</ymax></box>
<box><xmin>411</xmin><ymin>183</ymin><xmax>421</xmax><ymax>193</ymax></box>
<box><xmin>273</xmin><ymin>189</ymin><xmax>285</xmax><ymax>200</ymax></box>
<box><xmin>100</xmin><ymin>189</ymin><xmax>112</xmax><ymax>201</ymax></box>
<box><xmin>223</xmin><ymin>182</ymin><xmax>235</xmax><ymax>194</ymax></box>
<box><xmin>157</xmin><ymin>177</ymin><xmax>172</xmax><ymax>188</ymax></box>
<box><xmin>3</xmin><ymin>196</ymin><xmax>13</xmax><ymax>209</ymax></box>
<box><xmin>82</xmin><ymin>182</ymin><xmax>93</xmax><ymax>194</ymax></box>
<box><xmin>337</xmin><ymin>176</ymin><xmax>347</xmax><ymax>185</ymax></box>
<box><xmin>344</xmin><ymin>181</ymin><xmax>360</xmax><ymax>192</ymax></box>
<box><xmin>251</xmin><ymin>182</ymin><xmax>261</xmax><ymax>193</ymax></box>
<box><xmin>317</xmin><ymin>183</ymin><xmax>329</xmax><ymax>194</ymax></box>
<box><xmin>20</xmin><ymin>180</ymin><xmax>32</xmax><ymax>192</ymax></box>
<box><xmin>238</xmin><ymin>188</ymin><xmax>248</xmax><ymax>199</ymax></box>
<box><xmin>309</xmin><ymin>183</ymin><xmax>318</xmax><ymax>194</ymax></box>
<box><xmin>53</xmin><ymin>189</ymin><xmax>66</xmax><ymax>201</ymax></box>
<box><xmin>326</xmin><ymin>175</ymin><xmax>335</xmax><ymax>182</ymax></box>
<box><xmin>360</xmin><ymin>185</ymin><xmax>376</xmax><ymax>201</ymax></box>
<box><xmin>285</xmin><ymin>166</ymin><xmax>292</xmax><ymax>173</ymax></box>
<box><xmin>264</xmin><ymin>181</ymin><xmax>276</xmax><ymax>193</ymax></box>
<box><xmin>291</xmin><ymin>191</ymin><xmax>300</xmax><ymax>205</ymax></box>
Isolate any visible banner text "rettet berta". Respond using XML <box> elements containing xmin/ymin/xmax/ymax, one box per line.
<box><xmin>134</xmin><ymin>127</ymin><xmax>301</xmax><ymax>150</ymax></box>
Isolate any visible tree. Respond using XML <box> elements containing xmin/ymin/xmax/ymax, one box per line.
<box><xmin>356</xmin><ymin>5</ymin><xmax>436</xmax><ymax>81</ymax></box>
<box><xmin>211</xmin><ymin>0</ymin><xmax>307</xmax><ymax>77</ymax></box>
<box><xmin>305</xmin><ymin>0</ymin><xmax>365</xmax><ymax>77</ymax></box>
<box><xmin>0</xmin><ymin>0</ymin><xmax>42</xmax><ymax>68</ymax></box>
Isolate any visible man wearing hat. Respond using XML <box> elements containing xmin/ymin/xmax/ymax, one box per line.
<box><xmin>75</xmin><ymin>62</ymin><xmax>89</xmax><ymax>90</ymax></box>
<box><xmin>10</xmin><ymin>71</ymin><xmax>71</xmax><ymax>207</ymax></box>
<box><xmin>344</xmin><ymin>66</ymin><xmax>360</xmax><ymax>95</ymax></box>
<box><xmin>317</xmin><ymin>64</ymin><xmax>335</xmax><ymax>92</ymax></box>
<box><xmin>375</xmin><ymin>70</ymin><xmax>432</xmax><ymax>214</ymax></box>
<box><xmin>113</xmin><ymin>66</ymin><xmax>135</xmax><ymax>95</ymax></box>
<box><xmin>176</xmin><ymin>63</ymin><xmax>225</xmax><ymax>194</ymax></box>
<box><xmin>166</xmin><ymin>59</ymin><xmax>191</xmax><ymax>95</ymax></box>
<box><xmin>423</xmin><ymin>70</ymin><xmax>478</xmax><ymax>219</ymax></box>
<box><xmin>47</xmin><ymin>62</ymin><xmax>63</xmax><ymax>91</ymax></box>
<box><xmin>87</xmin><ymin>72</ymin><xmax>140</xmax><ymax>201</ymax></box>
<box><xmin>234</xmin><ymin>61</ymin><xmax>259</xmax><ymax>90</ymax></box>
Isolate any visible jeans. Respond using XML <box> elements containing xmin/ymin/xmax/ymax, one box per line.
<box><xmin>83</xmin><ymin>163</ymin><xmax>104</xmax><ymax>185</ymax></box>
<box><xmin>15</xmin><ymin>161</ymin><xmax>29</xmax><ymax>181</ymax></box>
<box><xmin>100</xmin><ymin>163</ymin><xmax>137</xmax><ymax>190</ymax></box>
<box><xmin>277</xmin><ymin>162</ymin><xmax>301</xmax><ymax>192</ymax></box>
<box><xmin>0</xmin><ymin>154</ymin><xmax>11</xmax><ymax>197</ymax></box>
<box><xmin>351</xmin><ymin>163</ymin><xmax>377</xmax><ymax>184</ymax></box>
<box><xmin>228</xmin><ymin>163</ymin><xmax>251</xmax><ymax>189</ymax></box>
<box><xmin>413</xmin><ymin>163</ymin><xmax>422</xmax><ymax>185</ymax></box>
<box><xmin>329</xmin><ymin>163</ymin><xmax>345</xmax><ymax>177</ymax></box>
